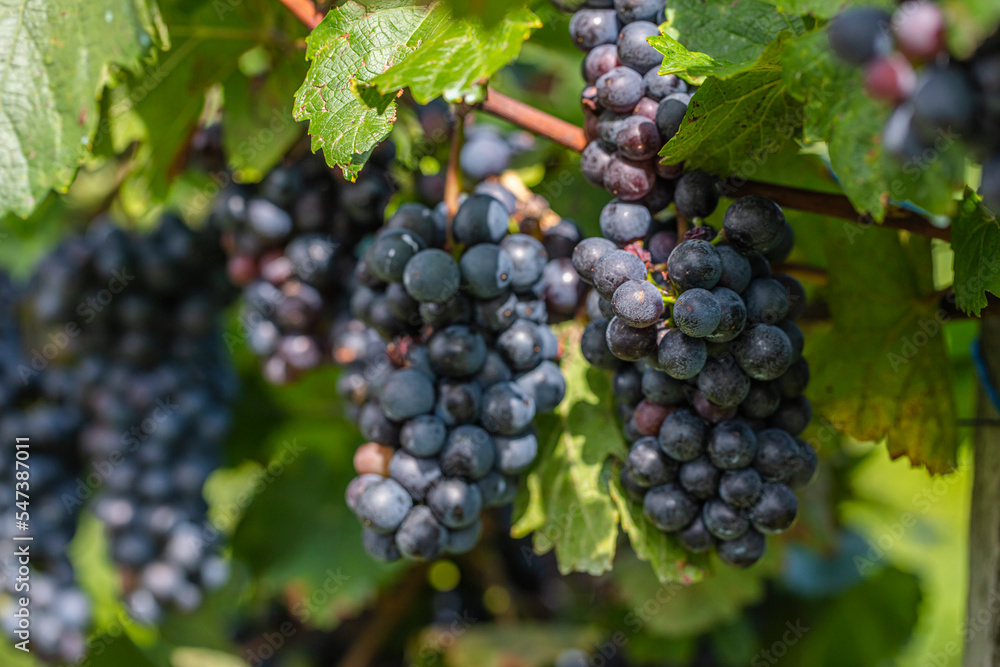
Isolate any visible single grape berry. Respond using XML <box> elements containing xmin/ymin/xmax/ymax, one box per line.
<box><xmin>357</xmin><ymin>479</ymin><xmax>413</xmax><ymax>534</ymax></box>
<box><xmin>697</xmin><ymin>355</ymin><xmax>751</xmax><ymax>408</ymax></box>
<box><xmin>389</xmin><ymin>451</ymin><xmax>442</xmax><ymax>503</ymax></box>
<box><xmin>615</xmin><ymin>115</ymin><xmax>662</xmax><ymax>161</ymax></box>
<box><xmin>667</xmin><ymin>240</ymin><xmax>722</xmax><ymax>291</ymax></box>
<box><xmin>600</xmin><ymin>200</ymin><xmax>653</xmax><ymax>245</ymax></box>
<box><xmin>753</xmin><ymin>428</ymin><xmax>801</xmax><ymax>483</ymax></box>
<box><xmin>719</xmin><ymin>468</ymin><xmax>763</xmax><ymax>508</ymax></box>
<box><xmin>716</xmin><ymin>528</ymin><xmax>766</xmax><ymax>568</ymax></box>
<box><xmin>715</xmin><ymin>245</ymin><xmax>752</xmax><ymax>293</ymax></box>
<box><xmin>641</xmin><ymin>369</ymin><xmax>686</xmax><ymax>405</ymax></box>
<box><xmin>674</xmin><ymin>171</ymin><xmax>720</xmax><ymax>219</ymax></box>
<box><xmin>722</xmin><ymin>196</ymin><xmax>787</xmax><ymax>256</ymax></box>
<box><xmin>368</xmin><ymin>229</ymin><xmax>427</xmax><ymax>283</ymax></box>
<box><xmin>581</xmin><ymin>319</ymin><xmax>621</xmax><ymax>370</ymax></box>
<box><xmin>403</xmin><ymin>249</ymin><xmax>461</xmax><ymax>304</ymax></box>
<box><xmin>379</xmin><ymin>369</ymin><xmax>436</xmax><ymax>421</ymax></box>
<box><xmin>643</xmin><ymin>483</ymin><xmax>700</xmax><ymax>532</ymax></box>
<box><xmin>440</xmin><ymin>425</ymin><xmax>496</xmax><ymax>480</ymax></box>
<box><xmin>742</xmin><ymin>278</ymin><xmax>790</xmax><ymax>325</ymax></box>
<box><xmin>596</xmin><ymin>66</ymin><xmax>645</xmax><ymax>114</ymax></box>
<box><xmin>706</xmin><ymin>286</ymin><xmax>747</xmax><ymax>343</ymax></box>
<box><xmin>497</xmin><ymin>320</ymin><xmax>545</xmax><ymax>371</ymax></box>
<box><xmin>677</xmin><ymin>515</ymin><xmax>715</xmax><ymax>553</ymax></box>
<box><xmin>679</xmin><ymin>456</ymin><xmax>721</xmax><ymax>499</ymax></box>
<box><xmin>702</xmin><ymin>499</ymin><xmax>749</xmax><ymax>541</ymax></box>
<box><xmin>481</xmin><ymin>381</ymin><xmax>537</xmax><ymax>436</ymax></box>
<box><xmin>460</xmin><ymin>243</ymin><xmax>514</xmax><ymax>299</ymax></box>
<box><xmin>655</xmin><ymin>92</ymin><xmax>692</xmax><ymax>142</ymax></box>
<box><xmin>707</xmin><ymin>420</ymin><xmax>757</xmax><ymax>470</ymax></box>
<box><xmin>741</xmin><ymin>382</ymin><xmax>782</xmax><ymax>420</ymax></box>
<box><xmin>672</xmin><ymin>288</ymin><xmax>722</xmax><ymax>338</ymax></box>
<box><xmin>581</xmin><ymin>141</ymin><xmax>615</xmax><ymax>186</ymax></box>
<box><xmin>452</xmin><ymin>194</ymin><xmax>510</xmax><ymax>246</ymax></box>
<box><xmin>428</xmin><ymin>325</ymin><xmax>488</xmax><ymax>378</ymax></box>
<box><xmin>655</xmin><ymin>328</ymin><xmax>706</xmax><ymax>380</ymax></box>
<box><xmin>617</xmin><ymin>21</ymin><xmax>664</xmax><ymax>73</ymax></box>
<box><xmin>501</xmin><ymin>234</ymin><xmax>548</xmax><ymax>292</ymax></box>
<box><xmin>400</xmin><ymin>415</ymin><xmax>448</xmax><ymax>457</ymax></box>
<box><xmin>592</xmin><ymin>249</ymin><xmax>647</xmax><ymax>300</ymax></box>
<box><xmin>644</xmin><ymin>70</ymin><xmax>688</xmax><ymax>100</ymax></box>
<box><xmin>570</xmin><ymin>9</ymin><xmax>621</xmax><ymax>51</ymax></box>
<box><xmin>768</xmin><ymin>395</ymin><xmax>812</xmax><ymax>436</ymax></box>
<box><xmin>827</xmin><ymin>7</ymin><xmax>892</xmax><ymax>66</ymax></box>
<box><xmin>614</xmin><ymin>0</ymin><xmax>662</xmax><ymax>24</ymax></box>
<box><xmin>627</xmin><ymin>436</ymin><xmax>678</xmax><ymax>487</ymax></box>
<box><xmin>395</xmin><ymin>506</ymin><xmax>446</xmax><ymax>561</ymax></box>
<box><xmin>658</xmin><ymin>408</ymin><xmax>705</xmax><ymax>462</ymax></box>
<box><xmin>604</xmin><ymin>156</ymin><xmax>656</xmax><ymax>201</ymax></box>
<box><xmin>573</xmin><ymin>237</ymin><xmax>617</xmax><ymax>284</ymax></box>
<box><xmin>606</xmin><ymin>315</ymin><xmax>658</xmax><ymax>361</ymax></box>
<box><xmin>427</xmin><ymin>478</ymin><xmax>484</xmax><ymax>529</ymax></box>
<box><xmin>731</xmin><ymin>323</ymin><xmax>794</xmax><ymax>381</ymax></box>
<box><xmin>613</xmin><ymin>279</ymin><xmax>664</xmax><ymax>328</ymax></box>
<box><xmin>749</xmin><ymin>482</ymin><xmax>798</xmax><ymax>534</ymax></box>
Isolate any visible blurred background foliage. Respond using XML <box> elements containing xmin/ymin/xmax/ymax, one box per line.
<box><xmin>0</xmin><ymin>0</ymin><xmax>981</xmax><ymax>665</ymax></box>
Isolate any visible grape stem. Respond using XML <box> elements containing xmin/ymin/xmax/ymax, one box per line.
<box><xmin>277</xmin><ymin>0</ymin><xmax>322</xmax><ymax>28</ymax></box>
<box><xmin>444</xmin><ymin>110</ymin><xmax>466</xmax><ymax>248</ymax></box>
<box><xmin>273</xmin><ymin>0</ymin><xmax>950</xmax><ymax>243</ymax></box>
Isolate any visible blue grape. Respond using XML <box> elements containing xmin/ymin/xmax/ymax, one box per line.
<box><xmin>404</xmin><ymin>249</ymin><xmax>461</xmax><ymax>304</ymax></box>
<box><xmin>357</xmin><ymin>479</ymin><xmax>412</xmax><ymax>534</ymax></box>
<box><xmin>453</xmin><ymin>194</ymin><xmax>510</xmax><ymax>246</ymax></box>
<box><xmin>643</xmin><ymin>483</ymin><xmax>699</xmax><ymax>532</ymax></box>
<box><xmin>441</xmin><ymin>425</ymin><xmax>495</xmax><ymax>479</ymax></box>
<box><xmin>501</xmin><ymin>234</ymin><xmax>548</xmax><ymax>292</ymax></box>
<box><xmin>722</xmin><ymin>196</ymin><xmax>787</xmax><ymax>257</ymax></box>
<box><xmin>400</xmin><ymin>415</ymin><xmax>448</xmax><ymax>457</ymax></box>
<box><xmin>494</xmin><ymin>431</ymin><xmax>539</xmax><ymax>474</ymax></box>
<box><xmin>658</xmin><ymin>408</ymin><xmax>705</xmax><ymax>462</ymax></box>
<box><xmin>389</xmin><ymin>451</ymin><xmax>442</xmax><ymax>502</ymax></box>
<box><xmin>656</xmin><ymin>328</ymin><xmax>706</xmax><ymax>379</ymax></box>
<box><xmin>427</xmin><ymin>478</ymin><xmax>483</xmax><ymax>529</ymax></box>
<box><xmin>613</xmin><ymin>279</ymin><xmax>664</xmax><ymax>328</ymax></box>
<box><xmin>672</xmin><ymin>288</ymin><xmax>722</xmax><ymax>338</ymax></box>
<box><xmin>395</xmin><ymin>506</ymin><xmax>446</xmax><ymax>561</ymax></box>
<box><xmin>481</xmin><ymin>381</ymin><xmax>536</xmax><ymax>435</ymax></box>
<box><xmin>702</xmin><ymin>499</ymin><xmax>749</xmax><ymax>540</ymax></box>
<box><xmin>667</xmin><ymin>240</ymin><xmax>722</xmax><ymax>291</ymax></box>
<box><xmin>600</xmin><ymin>200</ymin><xmax>653</xmax><ymax>245</ymax></box>
<box><xmin>379</xmin><ymin>369</ymin><xmax>436</xmax><ymax>421</ymax></box>
<box><xmin>461</xmin><ymin>243</ymin><xmax>514</xmax><ymax>299</ymax></box>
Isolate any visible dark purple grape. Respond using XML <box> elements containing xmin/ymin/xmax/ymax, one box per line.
<box><xmin>658</xmin><ymin>408</ymin><xmax>705</xmax><ymax>462</ymax></box>
<box><xmin>641</xmin><ymin>368</ymin><xmax>686</xmax><ymax>405</ymax></box>
<box><xmin>617</xmin><ymin>21</ymin><xmax>663</xmax><ymax>72</ymax></box>
<box><xmin>731</xmin><ymin>323</ymin><xmax>793</xmax><ymax>381</ymax></box>
<box><xmin>697</xmin><ymin>355</ymin><xmax>751</xmax><ymax>408</ymax></box>
<box><xmin>706</xmin><ymin>286</ymin><xmax>747</xmax><ymax>344</ymax></box>
<box><xmin>788</xmin><ymin>439</ymin><xmax>818</xmax><ymax>488</ymax></box>
<box><xmin>722</xmin><ymin>196</ymin><xmax>786</xmax><ymax>257</ymax></box>
<box><xmin>707</xmin><ymin>420</ymin><xmax>757</xmax><ymax>469</ymax></box>
<box><xmin>667</xmin><ymin>239</ymin><xmax>722</xmax><ymax>291</ymax></box>
<box><xmin>614</xmin><ymin>0</ymin><xmax>663</xmax><ymax>23</ymax></box>
<box><xmin>584</xmin><ymin>43</ymin><xmax>622</xmax><ymax>84</ymax></box>
<box><xmin>655</xmin><ymin>92</ymin><xmax>691</xmax><ymax>142</ymax></box>
<box><xmin>460</xmin><ymin>243</ymin><xmax>514</xmax><ymax>299</ymax></box>
<box><xmin>596</xmin><ymin>66</ymin><xmax>646</xmax><ymax>113</ymax></box>
<box><xmin>647</xmin><ymin>230</ymin><xmax>678</xmax><ymax>264</ymax></box>
<box><xmin>615</xmin><ymin>115</ymin><xmax>662</xmax><ymax>161</ymax></box>
<box><xmin>606</xmin><ymin>315</ymin><xmax>658</xmax><ymax>360</ymax></box>
<box><xmin>768</xmin><ymin>395</ymin><xmax>812</xmax><ymax>436</ymax></box>
<box><xmin>719</xmin><ymin>468</ymin><xmax>763</xmax><ymax>508</ymax></box>
<box><xmin>592</xmin><ymin>249</ymin><xmax>647</xmax><ymax>300</ymax></box>
<box><xmin>743</xmin><ymin>278</ymin><xmax>790</xmax><ymax>325</ymax></box>
<box><xmin>715</xmin><ymin>245</ymin><xmax>752</xmax><ymax>293</ymax></box>
<box><xmin>749</xmin><ymin>482</ymin><xmax>797</xmax><ymax>534</ymax></box>
<box><xmin>404</xmin><ymin>249</ymin><xmax>461</xmax><ymax>304</ymax></box>
<box><xmin>644</xmin><ymin>70</ymin><xmax>688</xmax><ymax>100</ymax></box>
<box><xmin>702</xmin><ymin>499</ymin><xmax>749</xmax><ymax>540</ymax></box>
<box><xmin>776</xmin><ymin>357</ymin><xmax>810</xmax><ymax>399</ymax></box>
<box><xmin>741</xmin><ymin>381</ymin><xmax>782</xmax><ymax>419</ymax></box>
<box><xmin>627</xmin><ymin>436</ymin><xmax>678</xmax><ymax>486</ymax></box>
<box><xmin>570</xmin><ymin>9</ymin><xmax>621</xmax><ymax>51</ymax></box>
<box><xmin>776</xmin><ymin>319</ymin><xmax>804</xmax><ymax>359</ymax></box>
<box><xmin>716</xmin><ymin>528</ymin><xmax>766</xmax><ymax>567</ymax></box>
<box><xmin>395</xmin><ymin>506</ymin><xmax>446</xmax><ymax>561</ymax></box>
<box><xmin>572</xmin><ymin>237</ymin><xmax>616</xmax><ymax>284</ymax></box>
<box><xmin>677</xmin><ymin>515</ymin><xmax>715</xmax><ymax>553</ymax></box>
<box><xmin>679</xmin><ymin>456</ymin><xmax>720</xmax><ymax>499</ymax></box>
<box><xmin>581</xmin><ymin>318</ymin><xmax>621</xmax><ymax>370</ymax></box>
<box><xmin>827</xmin><ymin>7</ymin><xmax>892</xmax><ymax>66</ymax></box>
<box><xmin>613</xmin><ymin>279</ymin><xmax>664</xmax><ymax>327</ymax></box>
<box><xmin>672</xmin><ymin>288</ymin><xmax>721</xmax><ymax>338</ymax></box>
<box><xmin>753</xmin><ymin>428</ymin><xmax>801</xmax><ymax>483</ymax></box>
<box><xmin>657</xmin><ymin>327</ymin><xmax>706</xmax><ymax>379</ymax></box>
<box><xmin>581</xmin><ymin>141</ymin><xmax>614</xmax><ymax>186</ymax></box>
<box><xmin>600</xmin><ymin>200</ymin><xmax>654</xmax><ymax>245</ymax></box>
<box><xmin>453</xmin><ymin>194</ymin><xmax>510</xmax><ymax>247</ymax></box>
<box><xmin>604</xmin><ymin>156</ymin><xmax>656</xmax><ymax>201</ymax></box>
<box><xmin>368</xmin><ymin>229</ymin><xmax>427</xmax><ymax>283</ymax></box>
<box><xmin>674</xmin><ymin>171</ymin><xmax>719</xmax><ymax>219</ymax></box>
<box><xmin>643</xmin><ymin>483</ymin><xmax>700</xmax><ymax>532</ymax></box>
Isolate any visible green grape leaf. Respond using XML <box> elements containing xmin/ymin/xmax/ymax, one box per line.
<box><xmin>368</xmin><ymin>6</ymin><xmax>542</xmax><ymax>104</ymax></box>
<box><xmin>951</xmin><ymin>189</ymin><xmax>1000</xmax><ymax>316</ymax></box>
<box><xmin>658</xmin><ymin>40</ymin><xmax>800</xmax><ymax>176</ymax></box>
<box><xmin>292</xmin><ymin>1</ymin><xmax>445</xmax><ymax>181</ymax></box>
<box><xmin>0</xmin><ymin>0</ymin><xmax>166</xmax><ymax>218</ymax></box>
<box><xmin>808</xmin><ymin>226</ymin><xmax>958</xmax><ymax>473</ymax></box>
<box><xmin>650</xmin><ymin>34</ymin><xmax>751</xmax><ymax>81</ymax></box>
<box><xmin>756</xmin><ymin>0</ymin><xmax>847</xmax><ymax>18</ymax></box>
<box><xmin>609</xmin><ymin>462</ymin><xmax>707</xmax><ymax>584</ymax></box>
<box><xmin>941</xmin><ymin>0</ymin><xmax>1000</xmax><ymax>58</ymax></box>
<box><xmin>511</xmin><ymin>322</ymin><xmax>624</xmax><ymax>575</ymax></box>
<box><xmin>783</xmin><ymin>29</ymin><xmax>966</xmax><ymax>221</ymax></box>
<box><xmin>663</xmin><ymin>0</ymin><xmax>806</xmax><ymax>66</ymax></box>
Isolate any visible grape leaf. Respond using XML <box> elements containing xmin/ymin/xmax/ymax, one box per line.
<box><xmin>511</xmin><ymin>322</ymin><xmax>624</xmax><ymax>575</ymax></box>
<box><xmin>368</xmin><ymin>6</ymin><xmax>542</xmax><ymax>104</ymax></box>
<box><xmin>782</xmin><ymin>29</ymin><xmax>966</xmax><ymax>221</ymax></box>
<box><xmin>808</xmin><ymin>227</ymin><xmax>958</xmax><ymax>473</ymax></box>
<box><xmin>951</xmin><ymin>189</ymin><xmax>1000</xmax><ymax>316</ymax></box>
<box><xmin>658</xmin><ymin>41</ymin><xmax>801</xmax><ymax>177</ymax></box>
<box><xmin>292</xmin><ymin>1</ymin><xmax>445</xmax><ymax>181</ymax></box>
<box><xmin>0</xmin><ymin>0</ymin><xmax>166</xmax><ymax>218</ymax></box>
<box><xmin>650</xmin><ymin>34</ymin><xmax>748</xmax><ymax>81</ymax></box>
<box><xmin>663</xmin><ymin>0</ymin><xmax>806</xmax><ymax>66</ymax></box>
<box><xmin>756</xmin><ymin>0</ymin><xmax>847</xmax><ymax>18</ymax></box>
<box><xmin>941</xmin><ymin>0</ymin><xmax>1000</xmax><ymax>58</ymax></box>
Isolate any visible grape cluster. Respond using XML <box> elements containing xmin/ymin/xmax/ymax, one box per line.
<box><xmin>828</xmin><ymin>3</ymin><xmax>1000</xmax><ymax>209</ymax></box>
<box><xmin>566</xmin><ymin>0</ymin><xmax>700</xmax><ymax>211</ymax></box>
<box><xmin>0</xmin><ymin>214</ymin><xmax>237</xmax><ymax>642</ymax></box>
<box><xmin>339</xmin><ymin>181</ymin><xmax>572</xmax><ymax>562</ymax></box>
<box><xmin>218</xmin><ymin>150</ymin><xmax>394</xmax><ymax>383</ymax></box>
<box><xmin>574</xmin><ymin>195</ymin><xmax>815</xmax><ymax>567</ymax></box>
<box><xmin>0</xmin><ymin>275</ymin><xmax>92</xmax><ymax>662</ymax></box>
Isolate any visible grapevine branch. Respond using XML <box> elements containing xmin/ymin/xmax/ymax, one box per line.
<box><xmin>275</xmin><ymin>0</ymin><xmax>950</xmax><ymax>243</ymax></box>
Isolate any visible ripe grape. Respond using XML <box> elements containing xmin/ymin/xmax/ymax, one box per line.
<box><xmin>749</xmin><ymin>482</ymin><xmax>798</xmax><ymax>534</ymax></box>
<box><xmin>604</xmin><ymin>155</ymin><xmax>656</xmax><ymax>200</ymax></box>
<box><xmin>672</xmin><ymin>288</ymin><xmax>722</xmax><ymax>338</ymax></box>
<box><xmin>643</xmin><ymin>483</ymin><xmax>700</xmax><ymax>532</ymax></box>
<box><xmin>593</xmin><ymin>249</ymin><xmax>648</xmax><ymax>299</ymax></box>
<box><xmin>627</xmin><ymin>436</ymin><xmax>678</xmax><ymax>486</ymax></box>
<box><xmin>596</xmin><ymin>66</ymin><xmax>646</xmax><ymax>113</ymax></box>
<box><xmin>723</xmin><ymin>196</ymin><xmax>787</xmax><ymax>256</ymax></box>
<box><xmin>617</xmin><ymin>21</ymin><xmax>663</xmax><ymax>73</ymax></box>
<box><xmin>404</xmin><ymin>249</ymin><xmax>461</xmax><ymax>304</ymax></box>
<box><xmin>674</xmin><ymin>171</ymin><xmax>720</xmax><ymax>219</ymax></box>
<box><xmin>573</xmin><ymin>237</ymin><xmax>617</xmax><ymax>283</ymax></box>
<box><xmin>570</xmin><ymin>9</ymin><xmax>621</xmax><ymax>51</ymax></box>
<box><xmin>715</xmin><ymin>528</ymin><xmax>765</xmax><ymax>567</ymax></box>
<box><xmin>731</xmin><ymin>323</ymin><xmax>794</xmax><ymax>381</ymax></box>
<box><xmin>827</xmin><ymin>7</ymin><xmax>892</xmax><ymax>66</ymax></box>
<box><xmin>658</xmin><ymin>408</ymin><xmax>705</xmax><ymax>461</ymax></box>
<box><xmin>613</xmin><ymin>279</ymin><xmax>664</xmax><ymax>327</ymax></box>
<box><xmin>606</xmin><ymin>315</ymin><xmax>658</xmax><ymax>360</ymax></box>
<box><xmin>667</xmin><ymin>240</ymin><xmax>722</xmax><ymax>291</ymax></box>
<box><xmin>679</xmin><ymin>456</ymin><xmax>721</xmax><ymax>499</ymax></box>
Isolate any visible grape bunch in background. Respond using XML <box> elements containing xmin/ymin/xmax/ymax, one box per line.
<box><xmin>1</xmin><ymin>215</ymin><xmax>237</xmax><ymax>646</ymax></box>
<box><xmin>218</xmin><ymin>148</ymin><xmax>394</xmax><ymax>383</ymax></box>
<box><xmin>574</xmin><ymin>194</ymin><xmax>814</xmax><ymax>567</ymax></box>
<box><xmin>567</xmin><ymin>0</ymin><xmax>701</xmax><ymax>211</ymax></box>
<box><xmin>828</xmin><ymin>2</ymin><xmax>1000</xmax><ymax>210</ymax></box>
<box><xmin>0</xmin><ymin>274</ymin><xmax>91</xmax><ymax>663</ymax></box>
<box><xmin>338</xmin><ymin>175</ymin><xmax>574</xmax><ymax>562</ymax></box>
